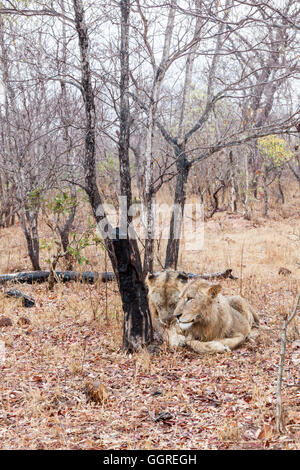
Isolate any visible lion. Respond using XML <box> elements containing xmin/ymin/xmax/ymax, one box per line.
<box><xmin>145</xmin><ymin>269</ymin><xmax>192</xmax><ymax>347</ymax></box>
<box><xmin>173</xmin><ymin>278</ymin><xmax>259</xmax><ymax>353</ymax></box>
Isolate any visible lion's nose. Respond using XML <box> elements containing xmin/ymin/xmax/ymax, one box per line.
<box><xmin>175</xmin><ymin>312</ymin><xmax>182</xmax><ymax>319</ymax></box>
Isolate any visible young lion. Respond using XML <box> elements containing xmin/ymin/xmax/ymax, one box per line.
<box><xmin>173</xmin><ymin>279</ymin><xmax>259</xmax><ymax>353</ymax></box>
<box><xmin>145</xmin><ymin>269</ymin><xmax>191</xmax><ymax>347</ymax></box>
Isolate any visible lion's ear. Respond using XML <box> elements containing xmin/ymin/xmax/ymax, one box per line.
<box><xmin>177</xmin><ymin>272</ymin><xmax>189</xmax><ymax>283</ymax></box>
<box><xmin>145</xmin><ymin>272</ymin><xmax>158</xmax><ymax>285</ymax></box>
<box><xmin>208</xmin><ymin>284</ymin><xmax>222</xmax><ymax>298</ymax></box>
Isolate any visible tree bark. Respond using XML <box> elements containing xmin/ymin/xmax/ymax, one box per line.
<box><xmin>57</xmin><ymin>6</ymin><xmax>77</xmax><ymax>270</ymax></box>
<box><xmin>113</xmin><ymin>229</ymin><xmax>152</xmax><ymax>351</ymax></box>
<box><xmin>0</xmin><ymin>268</ymin><xmax>237</xmax><ymax>285</ymax></box>
<box><xmin>0</xmin><ymin>270</ymin><xmax>116</xmax><ymax>285</ymax></box>
<box><xmin>141</xmin><ymin>0</ymin><xmax>176</xmax><ymax>277</ymax></box>
<box><xmin>263</xmin><ymin>163</ymin><xmax>269</xmax><ymax>217</ymax></box>
<box><xmin>229</xmin><ymin>150</ymin><xmax>238</xmax><ymax>212</ymax></box>
<box><xmin>117</xmin><ymin>0</ymin><xmax>152</xmax><ymax>349</ymax></box>
<box><xmin>288</xmin><ymin>158</ymin><xmax>300</xmax><ymax>189</ymax></box>
<box><xmin>19</xmin><ymin>208</ymin><xmax>41</xmax><ymax>271</ymax></box>
<box><xmin>72</xmin><ymin>0</ymin><xmax>152</xmax><ymax>351</ymax></box>
<box><xmin>164</xmin><ymin>147</ymin><xmax>191</xmax><ymax>269</ymax></box>
<box><xmin>276</xmin><ymin>292</ymin><xmax>300</xmax><ymax>433</ymax></box>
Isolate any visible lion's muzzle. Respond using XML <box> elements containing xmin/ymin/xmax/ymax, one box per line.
<box><xmin>178</xmin><ymin>320</ymin><xmax>194</xmax><ymax>331</ymax></box>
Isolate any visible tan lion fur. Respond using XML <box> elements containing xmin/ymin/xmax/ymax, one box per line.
<box><xmin>145</xmin><ymin>269</ymin><xmax>191</xmax><ymax>346</ymax></box>
<box><xmin>146</xmin><ymin>270</ymin><xmax>259</xmax><ymax>353</ymax></box>
<box><xmin>173</xmin><ymin>279</ymin><xmax>259</xmax><ymax>353</ymax></box>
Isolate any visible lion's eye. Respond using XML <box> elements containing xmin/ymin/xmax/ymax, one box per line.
<box><xmin>186</xmin><ymin>296</ymin><xmax>193</xmax><ymax>302</ymax></box>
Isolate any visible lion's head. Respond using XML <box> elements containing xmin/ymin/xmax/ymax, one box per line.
<box><xmin>174</xmin><ymin>280</ymin><xmax>222</xmax><ymax>331</ymax></box>
<box><xmin>145</xmin><ymin>269</ymin><xmax>189</xmax><ymax>326</ymax></box>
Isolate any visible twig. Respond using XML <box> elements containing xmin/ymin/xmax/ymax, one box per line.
<box><xmin>105</xmin><ymin>248</ymin><xmax>108</xmax><ymax>322</ymax></box>
<box><xmin>81</xmin><ymin>335</ymin><xmax>89</xmax><ymax>375</ymax></box>
<box><xmin>182</xmin><ymin>268</ymin><xmax>238</xmax><ymax>280</ymax></box>
<box><xmin>239</xmin><ymin>240</ymin><xmax>245</xmax><ymax>296</ymax></box>
<box><xmin>276</xmin><ymin>292</ymin><xmax>300</xmax><ymax>434</ymax></box>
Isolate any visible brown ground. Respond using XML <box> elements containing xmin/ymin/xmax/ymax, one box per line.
<box><xmin>0</xmin><ymin>185</ymin><xmax>299</xmax><ymax>450</ymax></box>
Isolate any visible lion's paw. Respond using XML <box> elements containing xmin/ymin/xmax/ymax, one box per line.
<box><xmin>169</xmin><ymin>334</ymin><xmax>186</xmax><ymax>348</ymax></box>
<box><xmin>177</xmin><ymin>334</ymin><xmax>186</xmax><ymax>347</ymax></box>
<box><xmin>213</xmin><ymin>341</ymin><xmax>231</xmax><ymax>353</ymax></box>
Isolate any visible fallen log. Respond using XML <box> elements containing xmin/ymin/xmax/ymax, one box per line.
<box><xmin>151</xmin><ymin>268</ymin><xmax>238</xmax><ymax>280</ymax></box>
<box><xmin>0</xmin><ymin>268</ymin><xmax>237</xmax><ymax>286</ymax></box>
<box><xmin>0</xmin><ymin>271</ymin><xmax>116</xmax><ymax>285</ymax></box>
<box><xmin>184</xmin><ymin>268</ymin><xmax>238</xmax><ymax>281</ymax></box>
<box><xmin>4</xmin><ymin>289</ymin><xmax>35</xmax><ymax>307</ymax></box>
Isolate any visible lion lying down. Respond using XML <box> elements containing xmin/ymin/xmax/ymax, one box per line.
<box><xmin>146</xmin><ymin>270</ymin><xmax>189</xmax><ymax>346</ymax></box>
<box><xmin>146</xmin><ymin>270</ymin><xmax>259</xmax><ymax>353</ymax></box>
<box><xmin>173</xmin><ymin>278</ymin><xmax>259</xmax><ymax>353</ymax></box>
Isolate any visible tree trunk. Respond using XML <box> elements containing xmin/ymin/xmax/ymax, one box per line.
<box><xmin>288</xmin><ymin>160</ymin><xmax>300</xmax><ymax>189</ymax></box>
<box><xmin>20</xmin><ymin>208</ymin><xmax>40</xmax><ymax>271</ymax></box>
<box><xmin>113</xmin><ymin>229</ymin><xmax>153</xmax><ymax>351</ymax></box>
<box><xmin>276</xmin><ymin>293</ymin><xmax>300</xmax><ymax>433</ymax></box>
<box><xmin>57</xmin><ymin>7</ymin><xmax>77</xmax><ymax>271</ymax></box>
<box><xmin>263</xmin><ymin>164</ymin><xmax>268</xmax><ymax>217</ymax></box>
<box><xmin>73</xmin><ymin>0</ymin><xmax>152</xmax><ymax>351</ymax></box>
<box><xmin>243</xmin><ymin>151</ymin><xmax>251</xmax><ymax>219</ymax></box>
<box><xmin>117</xmin><ymin>0</ymin><xmax>152</xmax><ymax>349</ymax></box>
<box><xmin>206</xmin><ymin>183</ymin><xmax>225</xmax><ymax>219</ymax></box>
<box><xmin>0</xmin><ymin>18</ymin><xmax>17</xmax><ymax>228</ymax></box>
<box><xmin>249</xmin><ymin>143</ymin><xmax>260</xmax><ymax>199</ymax></box>
<box><xmin>0</xmin><ymin>268</ymin><xmax>237</xmax><ymax>286</ymax></box>
<box><xmin>277</xmin><ymin>172</ymin><xmax>284</xmax><ymax>204</ymax></box>
<box><xmin>141</xmin><ymin>1</ymin><xmax>176</xmax><ymax>277</ymax></box>
<box><xmin>229</xmin><ymin>150</ymin><xmax>238</xmax><ymax>212</ymax></box>
<box><xmin>57</xmin><ymin>190</ymin><xmax>76</xmax><ymax>271</ymax></box>
<box><xmin>165</xmin><ymin>147</ymin><xmax>191</xmax><ymax>269</ymax></box>
<box><xmin>0</xmin><ymin>270</ymin><xmax>116</xmax><ymax>285</ymax></box>
<box><xmin>58</xmin><ymin>222</ymin><xmax>74</xmax><ymax>270</ymax></box>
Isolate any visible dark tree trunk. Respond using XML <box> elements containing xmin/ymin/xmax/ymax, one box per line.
<box><xmin>73</xmin><ymin>0</ymin><xmax>152</xmax><ymax>351</ymax></box>
<box><xmin>117</xmin><ymin>0</ymin><xmax>152</xmax><ymax>348</ymax></box>
<box><xmin>206</xmin><ymin>183</ymin><xmax>225</xmax><ymax>219</ymax></box>
<box><xmin>57</xmin><ymin>193</ymin><xmax>76</xmax><ymax>270</ymax></box>
<box><xmin>20</xmin><ymin>209</ymin><xmax>40</xmax><ymax>271</ymax></box>
<box><xmin>0</xmin><ymin>268</ymin><xmax>237</xmax><ymax>286</ymax></box>
<box><xmin>142</xmin><ymin>191</ymin><xmax>155</xmax><ymax>278</ymax></box>
<box><xmin>277</xmin><ymin>173</ymin><xmax>285</xmax><ymax>204</ymax></box>
<box><xmin>0</xmin><ymin>270</ymin><xmax>116</xmax><ymax>285</ymax></box>
<box><xmin>59</xmin><ymin>226</ymin><xmax>74</xmax><ymax>270</ymax></box>
<box><xmin>248</xmin><ymin>141</ymin><xmax>262</xmax><ymax>199</ymax></box>
<box><xmin>113</xmin><ymin>229</ymin><xmax>153</xmax><ymax>351</ymax></box>
<box><xmin>288</xmin><ymin>159</ymin><xmax>300</xmax><ymax>189</ymax></box>
<box><xmin>165</xmin><ymin>146</ymin><xmax>191</xmax><ymax>269</ymax></box>
<box><xmin>263</xmin><ymin>164</ymin><xmax>268</xmax><ymax>217</ymax></box>
<box><xmin>229</xmin><ymin>150</ymin><xmax>238</xmax><ymax>212</ymax></box>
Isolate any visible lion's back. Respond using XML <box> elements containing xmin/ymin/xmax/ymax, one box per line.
<box><xmin>227</xmin><ymin>295</ymin><xmax>259</xmax><ymax>327</ymax></box>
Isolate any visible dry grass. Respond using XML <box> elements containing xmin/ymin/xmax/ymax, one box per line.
<box><xmin>0</xmin><ymin>182</ymin><xmax>299</xmax><ymax>450</ymax></box>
